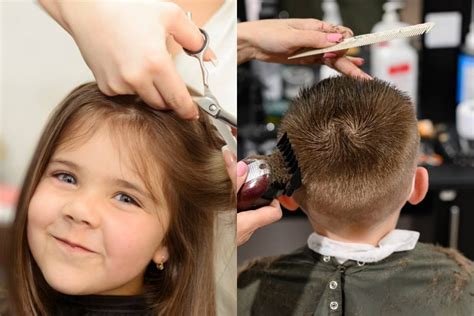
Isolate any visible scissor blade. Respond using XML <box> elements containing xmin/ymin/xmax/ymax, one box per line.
<box><xmin>217</xmin><ymin>109</ymin><xmax>237</xmax><ymax>128</ymax></box>
<box><xmin>213</xmin><ymin>118</ymin><xmax>236</xmax><ymax>154</ymax></box>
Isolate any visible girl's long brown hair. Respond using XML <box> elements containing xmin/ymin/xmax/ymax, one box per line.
<box><xmin>7</xmin><ymin>82</ymin><xmax>233</xmax><ymax>315</ymax></box>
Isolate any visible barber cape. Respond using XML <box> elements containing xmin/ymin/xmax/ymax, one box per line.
<box><xmin>238</xmin><ymin>232</ymin><xmax>474</xmax><ymax>316</ymax></box>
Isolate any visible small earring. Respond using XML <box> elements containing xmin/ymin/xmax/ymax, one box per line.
<box><xmin>157</xmin><ymin>262</ymin><xmax>164</xmax><ymax>270</ymax></box>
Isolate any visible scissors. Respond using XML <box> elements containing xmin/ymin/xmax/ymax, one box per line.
<box><xmin>184</xmin><ymin>29</ymin><xmax>237</xmax><ymax>129</ymax></box>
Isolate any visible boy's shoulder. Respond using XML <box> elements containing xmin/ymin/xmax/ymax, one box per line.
<box><xmin>239</xmin><ymin>246</ymin><xmax>315</xmax><ymax>276</ymax></box>
<box><xmin>238</xmin><ymin>242</ymin><xmax>474</xmax><ymax>316</ymax></box>
<box><xmin>404</xmin><ymin>242</ymin><xmax>474</xmax><ymax>297</ymax></box>
<box><xmin>409</xmin><ymin>242</ymin><xmax>473</xmax><ymax>272</ymax></box>
<box><xmin>238</xmin><ymin>246</ymin><xmax>336</xmax><ymax>315</ymax></box>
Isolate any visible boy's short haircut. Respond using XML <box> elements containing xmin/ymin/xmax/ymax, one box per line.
<box><xmin>279</xmin><ymin>77</ymin><xmax>419</xmax><ymax>226</ymax></box>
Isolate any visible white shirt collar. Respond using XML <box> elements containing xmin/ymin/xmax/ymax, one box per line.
<box><xmin>307</xmin><ymin>229</ymin><xmax>420</xmax><ymax>264</ymax></box>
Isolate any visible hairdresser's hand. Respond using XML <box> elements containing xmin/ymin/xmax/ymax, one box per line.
<box><xmin>39</xmin><ymin>0</ymin><xmax>215</xmax><ymax>120</ymax></box>
<box><xmin>238</xmin><ymin>19</ymin><xmax>371</xmax><ymax>79</ymax></box>
<box><xmin>222</xmin><ymin>149</ymin><xmax>283</xmax><ymax>246</ymax></box>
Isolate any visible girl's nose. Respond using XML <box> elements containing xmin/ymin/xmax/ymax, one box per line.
<box><xmin>62</xmin><ymin>192</ymin><xmax>101</xmax><ymax>228</ymax></box>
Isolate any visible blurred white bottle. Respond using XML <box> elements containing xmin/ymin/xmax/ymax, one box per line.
<box><xmin>457</xmin><ymin>20</ymin><xmax>474</xmax><ymax>103</ymax></box>
<box><xmin>320</xmin><ymin>0</ymin><xmax>342</xmax><ymax>80</ymax></box>
<box><xmin>370</xmin><ymin>1</ymin><xmax>418</xmax><ymax>109</ymax></box>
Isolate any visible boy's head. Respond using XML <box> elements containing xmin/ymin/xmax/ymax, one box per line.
<box><xmin>278</xmin><ymin>77</ymin><xmax>426</xmax><ymax>228</ymax></box>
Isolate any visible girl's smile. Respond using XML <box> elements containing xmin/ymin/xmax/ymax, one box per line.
<box><xmin>52</xmin><ymin>235</ymin><xmax>97</xmax><ymax>254</ymax></box>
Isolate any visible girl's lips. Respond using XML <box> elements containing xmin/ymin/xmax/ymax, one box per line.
<box><xmin>53</xmin><ymin>236</ymin><xmax>95</xmax><ymax>253</ymax></box>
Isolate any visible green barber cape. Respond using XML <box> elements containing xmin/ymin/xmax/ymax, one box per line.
<box><xmin>238</xmin><ymin>242</ymin><xmax>474</xmax><ymax>316</ymax></box>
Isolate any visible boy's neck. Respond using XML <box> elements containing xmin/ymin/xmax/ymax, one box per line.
<box><xmin>308</xmin><ymin>210</ymin><xmax>401</xmax><ymax>246</ymax></box>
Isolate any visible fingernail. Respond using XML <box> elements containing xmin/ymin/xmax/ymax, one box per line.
<box><xmin>327</xmin><ymin>33</ymin><xmax>343</xmax><ymax>43</ymax></box>
<box><xmin>194</xmin><ymin>113</ymin><xmax>200</xmax><ymax>120</ymax></box>
<box><xmin>210</xmin><ymin>56</ymin><xmax>219</xmax><ymax>67</ymax></box>
<box><xmin>358</xmin><ymin>73</ymin><xmax>373</xmax><ymax>80</ymax></box>
<box><xmin>323</xmin><ymin>52</ymin><xmax>337</xmax><ymax>59</ymax></box>
<box><xmin>237</xmin><ymin>161</ymin><xmax>248</xmax><ymax>177</ymax></box>
<box><xmin>221</xmin><ymin>145</ymin><xmax>236</xmax><ymax>168</ymax></box>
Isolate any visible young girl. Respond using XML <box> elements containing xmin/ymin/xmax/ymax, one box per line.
<box><xmin>6</xmin><ymin>82</ymin><xmax>233</xmax><ymax>315</ymax></box>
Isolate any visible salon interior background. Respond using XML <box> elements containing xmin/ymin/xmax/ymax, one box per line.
<box><xmin>237</xmin><ymin>0</ymin><xmax>474</xmax><ymax>263</ymax></box>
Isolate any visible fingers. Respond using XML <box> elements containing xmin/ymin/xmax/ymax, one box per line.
<box><xmin>324</xmin><ymin>55</ymin><xmax>372</xmax><ymax>80</ymax></box>
<box><xmin>222</xmin><ymin>146</ymin><xmax>238</xmax><ymax>192</ymax></box>
<box><xmin>222</xmin><ymin>152</ymin><xmax>283</xmax><ymax>247</ymax></box>
<box><xmin>237</xmin><ymin>200</ymin><xmax>283</xmax><ymax>246</ymax></box>
<box><xmin>151</xmin><ymin>53</ymin><xmax>199</xmax><ymax>119</ymax></box>
<box><xmin>288</xmin><ymin>19</ymin><xmax>353</xmax><ymax>38</ymax></box>
<box><xmin>204</xmin><ymin>48</ymin><xmax>218</xmax><ymax>65</ymax></box>
<box><xmin>134</xmin><ymin>80</ymin><xmax>166</xmax><ymax>109</ymax></box>
<box><xmin>163</xmin><ymin>3</ymin><xmax>204</xmax><ymax>53</ymax></box>
<box><xmin>346</xmin><ymin>56</ymin><xmax>365</xmax><ymax>66</ymax></box>
<box><xmin>291</xmin><ymin>29</ymin><xmax>342</xmax><ymax>50</ymax></box>
<box><xmin>332</xmin><ymin>24</ymin><xmax>354</xmax><ymax>38</ymax></box>
<box><xmin>236</xmin><ymin>161</ymin><xmax>248</xmax><ymax>192</ymax></box>
<box><xmin>163</xmin><ymin>2</ymin><xmax>218</xmax><ymax>64</ymax></box>
<box><xmin>222</xmin><ymin>150</ymin><xmax>248</xmax><ymax>194</ymax></box>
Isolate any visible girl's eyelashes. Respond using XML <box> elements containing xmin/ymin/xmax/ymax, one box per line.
<box><xmin>49</xmin><ymin>169</ymin><xmax>143</xmax><ymax>208</ymax></box>
<box><xmin>53</xmin><ymin>172</ymin><xmax>77</xmax><ymax>185</ymax></box>
<box><xmin>114</xmin><ymin>192</ymin><xmax>142</xmax><ymax>208</ymax></box>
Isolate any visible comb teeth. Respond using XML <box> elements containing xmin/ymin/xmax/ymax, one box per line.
<box><xmin>289</xmin><ymin>22</ymin><xmax>435</xmax><ymax>59</ymax></box>
<box><xmin>276</xmin><ymin>133</ymin><xmax>302</xmax><ymax>196</ymax></box>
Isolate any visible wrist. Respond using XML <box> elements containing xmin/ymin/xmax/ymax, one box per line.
<box><xmin>37</xmin><ymin>0</ymin><xmax>72</xmax><ymax>33</ymax></box>
<box><xmin>237</xmin><ymin>22</ymin><xmax>257</xmax><ymax>64</ymax></box>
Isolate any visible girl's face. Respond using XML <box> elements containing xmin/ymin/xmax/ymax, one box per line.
<box><xmin>27</xmin><ymin>125</ymin><xmax>169</xmax><ymax>295</ymax></box>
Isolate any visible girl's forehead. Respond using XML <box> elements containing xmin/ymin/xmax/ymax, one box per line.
<box><xmin>55</xmin><ymin>126</ymin><xmax>137</xmax><ymax>174</ymax></box>
<box><xmin>54</xmin><ymin>121</ymin><xmax>165</xmax><ymax>203</ymax></box>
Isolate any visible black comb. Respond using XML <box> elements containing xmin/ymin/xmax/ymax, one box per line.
<box><xmin>276</xmin><ymin>133</ymin><xmax>302</xmax><ymax>196</ymax></box>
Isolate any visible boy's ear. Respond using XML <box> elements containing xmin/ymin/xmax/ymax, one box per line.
<box><xmin>408</xmin><ymin>167</ymin><xmax>429</xmax><ymax>205</ymax></box>
<box><xmin>153</xmin><ymin>245</ymin><xmax>169</xmax><ymax>265</ymax></box>
<box><xmin>278</xmin><ymin>195</ymin><xmax>299</xmax><ymax>211</ymax></box>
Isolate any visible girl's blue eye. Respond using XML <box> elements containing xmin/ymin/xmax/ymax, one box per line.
<box><xmin>115</xmin><ymin>193</ymin><xmax>139</xmax><ymax>207</ymax></box>
<box><xmin>56</xmin><ymin>173</ymin><xmax>76</xmax><ymax>185</ymax></box>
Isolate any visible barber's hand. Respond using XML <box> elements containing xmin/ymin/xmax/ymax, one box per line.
<box><xmin>238</xmin><ymin>19</ymin><xmax>371</xmax><ymax>79</ymax></box>
<box><xmin>222</xmin><ymin>148</ymin><xmax>283</xmax><ymax>246</ymax></box>
<box><xmin>39</xmin><ymin>0</ymin><xmax>215</xmax><ymax>119</ymax></box>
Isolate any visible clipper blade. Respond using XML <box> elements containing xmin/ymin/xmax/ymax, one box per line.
<box><xmin>276</xmin><ymin>133</ymin><xmax>302</xmax><ymax>196</ymax></box>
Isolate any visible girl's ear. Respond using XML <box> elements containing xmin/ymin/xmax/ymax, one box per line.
<box><xmin>277</xmin><ymin>195</ymin><xmax>299</xmax><ymax>211</ymax></box>
<box><xmin>152</xmin><ymin>245</ymin><xmax>169</xmax><ymax>265</ymax></box>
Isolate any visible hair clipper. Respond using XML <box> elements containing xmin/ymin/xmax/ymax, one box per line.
<box><xmin>237</xmin><ymin>158</ymin><xmax>285</xmax><ymax>211</ymax></box>
<box><xmin>237</xmin><ymin>133</ymin><xmax>302</xmax><ymax>212</ymax></box>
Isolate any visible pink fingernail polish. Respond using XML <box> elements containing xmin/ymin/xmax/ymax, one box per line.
<box><xmin>210</xmin><ymin>56</ymin><xmax>219</xmax><ymax>67</ymax></box>
<box><xmin>323</xmin><ymin>52</ymin><xmax>337</xmax><ymax>59</ymax></box>
<box><xmin>359</xmin><ymin>73</ymin><xmax>373</xmax><ymax>80</ymax></box>
<box><xmin>237</xmin><ymin>161</ymin><xmax>248</xmax><ymax>177</ymax></box>
<box><xmin>221</xmin><ymin>146</ymin><xmax>236</xmax><ymax>168</ymax></box>
<box><xmin>327</xmin><ymin>33</ymin><xmax>343</xmax><ymax>42</ymax></box>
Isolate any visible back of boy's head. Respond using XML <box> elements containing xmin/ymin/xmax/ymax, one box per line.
<box><xmin>279</xmin><ymin>77</ymin><xmax>419</xmax><ymax>226</ymax></box>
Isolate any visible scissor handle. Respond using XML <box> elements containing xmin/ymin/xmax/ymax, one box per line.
<box><xmin>184</xmin><ymin>29</ymin><xmax>209</xmax><ymax>56</ymax></box>
<box><xmin>184</xmin><ymin>28</ymin><xmax>210</xmax><ymax>88</ymax></box>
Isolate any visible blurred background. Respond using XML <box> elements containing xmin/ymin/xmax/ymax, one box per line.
<box><xmin>238</xmin><ymin>0</ymin><xmax>474</xmax><ymax>264</ymax></box>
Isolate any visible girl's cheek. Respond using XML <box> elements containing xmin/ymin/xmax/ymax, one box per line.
<box><xmin>28</xmin><ymin>181</ymin><xmax>61</xmax><ymax>227</ymax></box>
<box><xmin>101</xmin><ymin>215</ymin><xmax>164</xmax><ymax>260</ymax></box>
